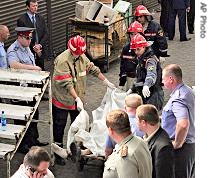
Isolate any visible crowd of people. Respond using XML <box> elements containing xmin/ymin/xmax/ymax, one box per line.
<box><xmin>0</xmin><ymin>0</ymin><xmax>194</xmax><ymax>178</ymax></box>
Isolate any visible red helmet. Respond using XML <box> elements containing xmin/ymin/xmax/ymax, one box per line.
<box><xmin>130</xmin><ymin>33</ymin><xmax>150</xmax><ymax>49</ymax></box>
<box><xmin>127</xmin><ymin>21</ymin><xmax>144</xmax><ymax>34</ymax></box>
<box><xmin>68</xmin><ymin>35</ymin><xmax>86</xmax><ymax>55</ymax></box>
<box><xmin>134</xmin><ymin>5</ymin><xmax>151</xmax><ymax>17</ymax></box>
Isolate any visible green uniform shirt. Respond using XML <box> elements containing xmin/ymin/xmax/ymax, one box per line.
<box><xmin>52</xmin><ymin>50</ymin><xmax>101</xmax><ymax>110</ymax></box>
<box><xmin>103</xmin><ymin>134</ymin><xmax>152</xmax><ymax>178</ymax></box>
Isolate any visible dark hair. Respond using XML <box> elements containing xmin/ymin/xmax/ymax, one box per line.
<box><xmin>23</xmin><ymin>146</ymin><xmax>51</xmax><ymax>169</ymax></box>
<box><xmin>106</xmin><ymin>109</ymin><xmax>131</xmax><ymax>134</ymax></box>
<box><xmin>26</xmin><ymin>0</ymin><xmax>38</xmax><ymax>7</ymax></box>
<box><xmin>136</xmin><ymin>104</ymin><xmax>159</xmax><ymax>126</ymax></box>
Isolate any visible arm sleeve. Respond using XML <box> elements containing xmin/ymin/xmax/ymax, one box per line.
<box><xmin>83</xmin><ymin>55</ymin><xmax>101</xmax><ymax>76</ymax></box>
<box><xmin>156</xmin><ymin>24</ymin><xmax>168</xmax><ymax>56</ymax></box>
<box><xmin>172</xmin><ymin>99</ymin><xmax>189</xmax><ymax>120</ymax></box>
<box><xmin>144</xmin><ymin>58</ymin><xmax>157</xmax><ymax>87</ymax></box>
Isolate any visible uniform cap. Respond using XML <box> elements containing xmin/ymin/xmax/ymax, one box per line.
<box><xmin>15</xmin><ymin>27</ymin><xmax>35</xmax><ymax>36</ymax></box>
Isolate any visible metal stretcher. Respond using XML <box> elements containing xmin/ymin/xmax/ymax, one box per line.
<box><xmin>0</xmin><ymin>69</ymin><xmax>53</xmax><ymax>178</ymax></box>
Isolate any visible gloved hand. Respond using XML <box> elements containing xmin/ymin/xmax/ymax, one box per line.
<box><xmin>103</xmin><ymin>78</ymin><xmax>116</xmax><ymax>89</ymax></box>
<box><xmin>142</xmin><ymin>86</ymin><xmax>150</xmax><ymax>98</ymax></box>
<box><xmin>126</xmin><ymin>89</ymin><xmax>132</xmax><ymax>95</ymax></box>
<box><xmin>75</xmin><ymin>97</ymin><xmax>84</xmax><ymax>111</ymax></box>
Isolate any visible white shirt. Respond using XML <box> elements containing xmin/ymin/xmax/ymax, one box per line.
<box><xmin>11</xmin><ymin>164</ymin><xmax>55</xmax><ymax>178</ymax></box>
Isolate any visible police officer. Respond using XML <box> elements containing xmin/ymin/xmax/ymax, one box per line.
<box><xmin>119</xmin><ymin>21</ymin><xmax>144</xmax><ymax>91</ymax></box>
<box><xmin>7</xmin><ymin>27</ymin><xmax>41</xmax><ymax>70</ymax></box>
<box><xmin>103</xmin><ymin>109</ymin><xmax>152</xmax><ymax>178</ymax></box>
<box><xmin>127</xmin><ymin>34</ymin><xmax>164</xmax><ymax>111</ymax></box>
<box><xmin>7</xmin><ymin>27</ymin><xmax>48</xmax><ymax>154</ymax></box>
<box><xmin>134</xmin><ymin>5</ymin><xmax>169</xmax><ymax>58</ymax></box>
<box><xmin>52</xmin><ymin>35</ymin><xmax>115</xmax><ymax>165</ymax></box>
<box><xmin>0</xmin><ymin>25</ymin><xmax>10</xmax><ymax>69</ymax></box>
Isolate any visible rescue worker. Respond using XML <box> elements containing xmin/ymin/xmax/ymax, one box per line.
<box><xmin>103</xmin><ymin>109</ymin><xmax>152</xmax><ymax>178</ymax></box>
<box><xmin>119</xmin><ymin>21</ymin><xmax>144</xmax><ymax>91</ymax></box>
<box><xmin>127</xmin><ymin>33</ymin><xmax>164</xmax><ymax>111</ymax></box>
<box><xmin>134</xmin><ymin>5</ymin><xmax>169</xmax><ymax>58</ymax></box>
<box><xmin>52</xmin><ymin>35</ymin><xmax>115</xmax><ymax>165</ymax></box>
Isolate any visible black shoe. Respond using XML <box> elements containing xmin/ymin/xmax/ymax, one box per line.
<box><xmin>35</xmin><ymin>140</ymin><xmax>49</xmax><ymax>146</ymax></box>
<box><xmin>180</xmin><ymin>38</ymin><xmax>191</xmax><ymax>42</ymax></box>
<box><xmin>70</xmin><ymin>142</ymin><xmax>81</xmax><ymax>163</ymax></box>
<box><xmin>54</xmin><ymin>154</ymin><xmax>66</xmax><ymax>166</ymax></box>
<box><xmin>17</xmin><ymin>145</ymin><xmax>30</xmax><ymax>154</ymax></box>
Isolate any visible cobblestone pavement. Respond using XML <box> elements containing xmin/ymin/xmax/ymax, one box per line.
<box><xmin>0</xmin><ymin>13</ymin><xmax>195</xmax><ymax>178</ymax></box>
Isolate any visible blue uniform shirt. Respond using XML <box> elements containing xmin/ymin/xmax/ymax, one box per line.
<box><xmin>105</xmin><ymin>114</ymin><xmax>144</xmax><ymax>149</ymax></box>
<box><xmin>7</xmin><ymin>40</ymin><xmax>35</xmax><ymax>66</ymax></box>
<box><xmin>161</xmin><ymin>83</ymin><xmax>195</xmax><ymax>143</ymax></box>
<box><xmin>0</xmin><ymin>42</ymin><xmax>8</xmax><ymax>68</ymax></box>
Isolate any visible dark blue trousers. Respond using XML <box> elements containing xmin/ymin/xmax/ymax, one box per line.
<box><xmin>168</xmin><ymin>8</ymin><xmax>187</xmax><ymax>41</ymax></box>
<box><xmin>52</xmin><ymin>104</ymin><xmax>79</xmax><ymax>144</ymax></box>
<box><xmin>174</xmin><ymin>143</ymin><xmax>195</xmax><ymax>178</ymax></box>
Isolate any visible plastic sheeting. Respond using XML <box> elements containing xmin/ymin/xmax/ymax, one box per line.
<box><xmin>68</xmin><ymin>88</ymin><xmax>126</xmax><ymax>155</ymax></box>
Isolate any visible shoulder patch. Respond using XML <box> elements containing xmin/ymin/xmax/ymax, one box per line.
<box><xmin>148</xmin><ymin>66</ymin><xmax>155</xmax><ymax>71</ymax></box>
<box><xmin>158</xmin><ymin>30</ymin><xmax>164</xmax><ymax>36</ymax></box>
<box><xmin>121</xmin><ymin>145</ymin><xmax>128</xmax><ymax>157</ymax></box>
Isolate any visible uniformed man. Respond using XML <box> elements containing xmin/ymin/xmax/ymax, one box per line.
<box><xmin>6</xmin><ymin>27</ymin><xmax>49</xmax><ymax>154</ymax></box>
<box><xmin>7</xmin><ymin>27</ymin><xmax>41</xmax><ymax>70</ymax></box>
<box><xmin>119</xmin><ymin>21</ymin><xmax>143</xmax><ymax>91</ymax></box>
<box><xmin>0</xmin><ymin>25</ymin><xmax>10</xmax><ymax>69</ymax></box>
<box><xmin>134</xmin><ymin>5</ymin><xmax>169</xmax><ymax>58</ymax></box>
<box><xmin>52</xmin><ymin>35</ymin><xmax>115</xmax><ymax>165</ymax></box>
<box><xmin>127</xmin><ymin>34</ymin><xmax>164</xmax><ymax>111</ymax></box>
<box><xmin>103</xmin><ymin>109</ymin><xmax>152</xmax><ymax>178</ymax></box>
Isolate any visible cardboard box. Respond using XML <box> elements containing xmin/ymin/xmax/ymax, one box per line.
<box><xmin>114</xmin><ymin>0</ymin><xmax>131</xmax><ymax>14</ymax></box>
<box><xmin>97</xmin><ymin>0</ymin><xmax>113</xmax><ymax>7</ymax></box>
<box><xmin>75</xmin><ymin>1</ymin><xmax>93</xmax><ymax>20</ymax></box>
<box><xmin>86</xmin><ymin>37</ymin><xmax>111</xmax><ymax>59</ymax></box>
<box><xmin>86</xmin><ymin>1</ymin><xmax>118</xmax><ymax>24</ymax></box>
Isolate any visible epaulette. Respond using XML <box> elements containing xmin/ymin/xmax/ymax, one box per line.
<box><xmin>120</xmin><ymin>145</ymin><xmax>128</xmax><ymax>157</ymax></box>
<box><xmin>13</xmin><ymin>46</ymin><xmax>19</xmax><ymax>51</ymax></box>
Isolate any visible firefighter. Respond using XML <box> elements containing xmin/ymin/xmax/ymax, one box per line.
<box><xmin>52</xmin><ymin>35</ymin><xmax>115</xmax><ymax>165</ymax></box>
<box><xmin>119</xmin><ymin>21</ymin><xmax>144</xmax><ymax>91</ymax></box>
<box><xmin>127</xmin><ymin>33</ymin><xmax>164</xmax><ymax>111</ymax></box>
<box><xmin>134</xmin><ymin>5</ymin><xmax>169</xmax><ymax>59</ymax></box>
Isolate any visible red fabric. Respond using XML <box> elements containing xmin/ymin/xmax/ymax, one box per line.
<box><xmin>17</xmin><ymin>31</ymin><xmax>32</xmax><ymax>36</ymax></box>
<box><xmin>52</xmin><ymin>98</ymin><xmax>76</xmax><ymax>110</ymax></box>
<box><xmin>54</xmin><ymin>73</ymin><xmax>72</xmax><ymax>80</ymax></box>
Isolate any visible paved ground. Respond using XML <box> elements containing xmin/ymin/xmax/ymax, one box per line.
<box><xmin>0</xmin><ymin>12</ymin><xmax>195</xmax><ymax>178</ymax></box>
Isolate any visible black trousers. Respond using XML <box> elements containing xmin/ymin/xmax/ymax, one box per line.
<box><xmin>174</xmin><ymin>143</ymin><xmax>195</xmax><ymax>178</ymax></box>
<box><xmin>187</xmin><ymin>0</ymin><xmax>195</xmax><ymax>33</ymax></box>
<box><xmin>160</xmin><ymin>0</ymin><xmax>170</xmax><ymax>35</ymax></box>
<box><xmin>52</xmin><ymin>104</ymin><xmax>79</xmax><ymax>144</ymax></box>
<box><xmin>168</xmin><ymin>8</ymin><xmax>187</xmax><ymax>40</ymax></box>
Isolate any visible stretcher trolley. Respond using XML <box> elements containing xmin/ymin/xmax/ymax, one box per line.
<box><xmin>0</xmin><ymin>69</ymin><xmax>53</xmax><ymax>178</ymax></box>
<box><xmin>66</xmin><ymin>16</ymin><xmax>129</xmax><ymax>73</ymax></box>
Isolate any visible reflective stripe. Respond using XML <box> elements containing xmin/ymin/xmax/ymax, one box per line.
<box><xmin>145</xmin><ymin>33</ymin><xmax>156</xmax><ymax>36</ymax></box>
<box><xmin>52</xmin><ymin>98</ymin><xmax>76</xmax><ymax>110</ymax></box>
<box><xmin>122</xmin><ymin>55</ymin><xmax>135</xmax><ymax>60</ymax></box>
<box><xmin>159</xmin><ymin>49</ymin><xmax>168</xmax><ymax>52</ymax></box>
<box><xmin>54</xmin><ymin>73</ymin><xmax>72</xmax><ymax>80</ymax></box>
